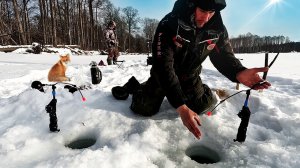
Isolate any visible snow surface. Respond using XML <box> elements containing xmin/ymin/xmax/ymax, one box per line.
<box><xmin>0</xmin><ymin>49</ymin><xmax>299</xmax><ymax>168</ymax></box>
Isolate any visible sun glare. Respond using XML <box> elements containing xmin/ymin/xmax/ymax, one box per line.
<box><xmin>237</xmin><ymin>0</ymin><xmax>285</xmax><ymax>35</ymax></box>
<box><xmin>268</xmin><ymin>0</ymin><xmax>282</xmax><ymax>5</ymax></box>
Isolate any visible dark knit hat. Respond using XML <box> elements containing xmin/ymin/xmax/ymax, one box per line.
<box><xmin>108</xmin><ymin>20</ymin><xmax>116</xmax><ymax>27</ymax></box>
<box><xmin>194</xmin><ymin>0</ymin><xmax>226</xmax><ymax>11</ymax></box>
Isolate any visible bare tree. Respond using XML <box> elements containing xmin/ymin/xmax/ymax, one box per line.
<box><xmin>143</xmin><ymin>18</ymin><xmax>159</xmax><ymax>40</ymax></box>
<box><xmin>38</xmin><ymin>0</ymin><xmax>47</xmax><ymax>44</ymax></box>
<box><xmin>122</xmin><ymin>6</ymin><xmax>139</xmax><ymax>52</ymax></box>
<box><xmin>49</xmin><ymin>0</ymin><xmax>57</xmax><ymax>46</ymax></box>
<box><xmin>12</xmin><ymin>0</ymin><xmax>26</xmax><ymax>44</ymax></box>
<box><xmin>88</xmin><ymin>0</ymin><xmax>94</xmax><ymax>49</ymax></box>
<box><xmin>22</xmin><ymin>0</ymin><xmax>32</xmax><ymax>44</ymax></box>
<box><xmin>76</xmin><ymin>0</ymin><xmax>84</xmax><ymax>48</ymax></box>
<box><xmin>0</xmin><ymin>2</ymin><xmax>17</xmax><ymax>45</ymax></box>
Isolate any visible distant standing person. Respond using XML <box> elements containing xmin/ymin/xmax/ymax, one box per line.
<box><xmin>104</xmin><ymin>20</ymin><xmax>119</xmax><ymax>65</ymax></box>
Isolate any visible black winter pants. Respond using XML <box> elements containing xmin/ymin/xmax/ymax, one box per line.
<box><xmin>130</xmin><ymin>77</ymin><xmax>217</xmax><ymax>116</ymax></box>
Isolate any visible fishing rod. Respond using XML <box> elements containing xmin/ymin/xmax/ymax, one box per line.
<box><xmin>263</xmin><ymin>52</ymin><xmax>279</xmax><ymax>80</ymax></box>
<box><xmin>208</xmin><ymin>52</ymin><xmax>280</xmax><ymax>143</ymax></box>
<box><xmin>31</xmin><ymin>81</ymin><xmax>86</xmax><ymax>132</ymax></box>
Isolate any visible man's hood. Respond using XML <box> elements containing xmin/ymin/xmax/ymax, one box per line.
<box><xmin>194</xmin><ymin>0</ymin><xmax>226</xmax><ymax>11</ymax></box>
<box><xmin>171</xmin><ymin>0</ymin><xmax>225</xmax><ymax>31</ymax></box>
<box><xmin>171</xmin><ymin>0</ymin><xmax>195</xmax><ymax>26</ymax></box>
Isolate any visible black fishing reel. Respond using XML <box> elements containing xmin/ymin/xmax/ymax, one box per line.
<box><xmin>31</xmin><ymin>80</ymin><xmax>45</xmax><ymax>92</ymax></box>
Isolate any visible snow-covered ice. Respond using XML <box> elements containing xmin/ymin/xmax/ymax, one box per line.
<box><xmin>0</xmin><ymin>49</ymin><xmax>299</xmax><ymax>168</ymax></box>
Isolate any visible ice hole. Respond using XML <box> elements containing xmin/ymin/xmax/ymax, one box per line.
<box><xmin>186</xmin><ymin>145</ymin><xmax>221</xmax><ymax>164</ymax></box>
<box><xmin>65</xmin><ymin>137</ymin><xmax>97</xmax><ymax>149</ymax></box>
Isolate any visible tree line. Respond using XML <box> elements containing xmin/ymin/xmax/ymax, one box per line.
<box><xmin>0</xmin><ymin>0</ymin><xmax>159</xmax><ymax>53</ymax></box>
<box><xmin>1</xmin><ymin>1</ymin><xmax>299</xmax><ymax>53</ymax></box>
<box><xmin>230</xmin><ymin>33</ymin><xmax>300</xmax><ymax>53</ymax></box>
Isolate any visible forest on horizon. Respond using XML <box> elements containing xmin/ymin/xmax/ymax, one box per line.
<box><xmin>1</xmin><ymin>0</ymin><xmax>299</xmax><ymax>53</ymax></box>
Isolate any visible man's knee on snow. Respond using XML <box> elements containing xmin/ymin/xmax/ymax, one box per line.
<box><xmin>130</xmin><ymin>89</ymin><xmax>164</xmax><ymax>116</ymax></box>
<box><xmin>187</xmin><ymin>84</ymin><xmax>217</xmax><ymax>114</ymax></box>
<box><xmin>130</xmin><ymin>81</ymin><xmax>165</xmax><ymax>116</ymax></box>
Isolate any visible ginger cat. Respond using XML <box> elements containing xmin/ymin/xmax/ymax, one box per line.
<box><xmin>48</xmin><ymin>54</ymin><xmax>71</xmax><ymax>82</ymax></box>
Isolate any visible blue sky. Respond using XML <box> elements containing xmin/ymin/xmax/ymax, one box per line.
<box><xmin>112</xmin><ymin>0</ymin><xmax>300</xmax><ymax>42</ymax></box>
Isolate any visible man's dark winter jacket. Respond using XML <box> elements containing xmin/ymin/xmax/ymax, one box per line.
<box><xmin>150</xmin><ymin>0</ymin><xmax>246</xmax><ymax>109</ymax></box>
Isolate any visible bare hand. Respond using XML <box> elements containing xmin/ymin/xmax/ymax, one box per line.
<box><xmin>177</xmin><ymin>105</ymin><xmax>201</xmax><ymax>139</ymax></box>
<box><xmin>236</xmin><ymin>67</ymin><xmax>271</xmax><ymax>90</ymax></box>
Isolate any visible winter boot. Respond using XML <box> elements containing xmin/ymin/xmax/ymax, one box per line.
<box><xmin>113</xmin><ymin>58</ymin><xmax>118</xmax><ymax>65</ymax></box>
<box><xmin>107</xmin><ymin>58</ymin><xmax>112</xmax><ymax>65</ymax></box>
<box><xmin>112</xmin><ymin>86</ymin><xmax>129</xmax><ymax>100</ymax></box>
<box><xmin>122</xmin><ymin>76</ymin><xmax>141</xmax><ymax>94</ymax></box>
<box><xmin>111</xmin><ymin>76</ymin><xmax>141</xmax><ymax>100</ymax></box>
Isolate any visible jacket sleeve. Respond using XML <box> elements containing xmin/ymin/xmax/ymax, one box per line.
<box><xmin>104</xmin><ymin>30</ymin><xmax>109</xmax><ymax>42</ymax></box>
<box><xmin>103</xmin><ymin>30</ymin><xmax>110</xmax><ymax>46</ymax></box>
<box><xmin>152</xmin><ymin>23</ymin><xmax>187</xmax><ymax>109</ymax></box>
<box><xmin>209</xmin><ymin>26</ymin><xmax>247</xmax><ymax>83</ymax></box>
